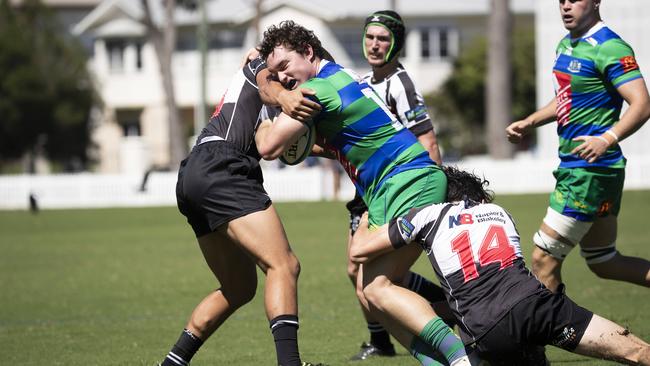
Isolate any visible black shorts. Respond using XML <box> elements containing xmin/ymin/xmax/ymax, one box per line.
<box><xmin>346</xmin><ymin>192</ymin><xmax>368</xmax><ymax>234</ymax></box>
<box><xmin>176</xmin><ymin>141</ymin><xmax>272</xmax><ymax>237</ymax></box>
<box><xmin>474</xmin><ymin>287</ymin><xmax>593</xmax><ymax>365</ymax></box>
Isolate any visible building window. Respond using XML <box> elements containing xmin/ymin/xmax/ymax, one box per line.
<box><xmin>420</xmin><ymin>27</ymin><xmax>458</xmax><ymax>60</ymax></box>
<box><xmin>135</xmin><ymin>42</ymin><xmax>143</xmax><ymax>70</ymax></box>
<box><xmin>176</xmin><ymin>29</ymin><xmax>197</xmax><ymax>51</ymax></box>
<box><xmin>420</xmin><ymin>30</ymin><xmax>430</xmax><ymax>59</ymax></box>
<box><xmin>106</xmin><ymin>39</ymin><xmax>126</xmax><ymax>72</ymax></box>
<box><xmin>331</xmin><ymin>27</ymin><xmax>366</xmax><ymax>66</ymax></box>
<box><xmin>439</xmin><ymin>29</ymin><xmax>449</xmax><ymax>58</ymax></box>
<box><xmin>116</xmin><ymin>109</ymin><xmax>142</xmax><ymax>136</ymax></box>
<box><xmin>210</xmin><ymin>29</ymin><xmax>245</xmax><ymax>49</ymax></box>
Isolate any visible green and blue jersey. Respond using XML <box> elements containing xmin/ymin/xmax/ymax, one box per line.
<box><xmin>302</xmin><ymin>60</ymin><xmax>433</xmax><ymax>203</ymax></box>
<box><xmin>553</xmin><ymin>22</ymin><xmax>642</xmax><ymax>169</ymax></box>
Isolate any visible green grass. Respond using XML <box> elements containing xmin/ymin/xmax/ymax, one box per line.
<box><xmin>1</xmin><ymin>191</ymin><xmax>649</xmax><ymax>365</ymax></box>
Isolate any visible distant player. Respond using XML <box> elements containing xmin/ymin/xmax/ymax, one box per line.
<box><xmin>256</xmin><ymin>21</ymin><xmax>470</xmax><ymax>366</ymax></box>
<box><xmin>160</xmin><ymin>55</ymin><xmax>323</xmax><ymax>366</ymax></box>
<box><xmin>506</xmin><ymin>0</ymin><xmax>650</xmax><ymax>292</ymax></box>
<box><xmin>346</xmin><ymin>10</ymin><xmax>448</xmax><ymax>361</ymax></box>
<box><xmin>350</xmin><ymin>166</ymin><xmax>650</xmax><ymax>365</ymax></box>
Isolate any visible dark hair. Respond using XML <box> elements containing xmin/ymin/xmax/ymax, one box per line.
<box><xmin>259</xmin><ymin>20</ymin><xmax>326</xmax><ymax>60</ymax></box>
<box><xmin>363</xmin><ymin>10</ymin><xmax>405</xmax><ymax>63</ymax></box>
<box><xmin>443</xmin><ymin>166</ymin><xmax>494</xmax><ymax>205</ymax></box>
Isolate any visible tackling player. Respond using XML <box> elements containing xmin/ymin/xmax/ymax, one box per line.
<box><xmin>345</xmin><ymin>10</ymin><xmax>448</xmax><ymax>361</ymax></box>
<box><xmin>506</xmin><ymin>0</ymin><xmax>650</xmax><ymax>292</ymax></box>
<box><xmin>159</xmin><ymin>55</ymin><xmax>323</xmax><ymax>366</ymax></box>
<box><xmin>350</xmin><ymin>166</ymin><xmax>650</xmax><ymax>365</ymax></box>
<box><xmin>256</xmin><ymin>21</ymin><xmax>470</xmax><ymax>366</ymax></box>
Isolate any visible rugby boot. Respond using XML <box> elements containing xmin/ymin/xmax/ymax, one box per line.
<box><xmin>349</xmin><ymin>341</ymin><xmax>396</xmax><ymax>361</ymax></box>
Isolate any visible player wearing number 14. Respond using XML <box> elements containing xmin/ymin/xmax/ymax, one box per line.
<box><xmin>350</xmin><ymin>166</ymin><xmax>650</xmax><ymax>365</ymax></box>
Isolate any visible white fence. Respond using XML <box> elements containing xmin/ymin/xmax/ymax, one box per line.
<box><xmin>1</xmin><ymin>155</ymin><xmax>649</xmax><ymax>210</ymax></box>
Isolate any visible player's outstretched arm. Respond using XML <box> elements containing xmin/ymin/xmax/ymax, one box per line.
<box><xmin>257</xmin><ymin>69</ymin><xmax>321</xmax><ymax>123</ymax></box>
<box><xmin>571</xmin><ymin>78</ymin><xmax>650</xmax><ymax>163</ymax></box>
<box><xmin>255</xmin><ymin>113</ymin><xmax>308</xmax><ymax>160</ymax></box>
<box><xmin>349</xmin><ymin>213</ymin><xmax>394</xmax><ymax>264</ymax></box>
<box><xmin>506</xmin><ymin>98</ymin><xmax>557</xmax><ymax>143</ymax></box>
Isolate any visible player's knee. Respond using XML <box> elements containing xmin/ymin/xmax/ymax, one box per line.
<box><xmin>362</xmin><ymin>275</ymin><xmax>392</xmax><ymax>307</ymax></box>
<box><xmin>270</xmin><ymin>251</ymin><xmax>301</xmax><ymax>278</ymax></box>
<box><xmin>285</xmin><ymin>252</ymin><xmax>301</xmax><ymax>279</ymax></box>
<box><xmin>223</xmin><ymin>278</ymin><xmax>258</xmax><ymax>308</ymax></box>
<box><xmin>347</xmin><ymin>260</ymin><xmax>360</xmax><ymax>284</ymax></box>
<box><xmin>531</xmin><ymin>246</ymin><xmax>558</xmax><ymax>272</ymax></box>
<box><xmin>533</xmin><ymin>208</ymin><xmax>591</xmax><ymax>261</ymax></box>
<box><xmin>583</xmin><ymin>245</ymin><xmax>619</xmax><ymax>279</ymax></box>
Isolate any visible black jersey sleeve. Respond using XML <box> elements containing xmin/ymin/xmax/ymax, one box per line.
<box><xmin>388</xmin><ymin>205</ymin><xmax>435</xmax><ymax>249</ymax></box>
<box><xmin>244</xmin><ymin>56</ymin><xmax>268</xmax><ymax>85</ymax></box>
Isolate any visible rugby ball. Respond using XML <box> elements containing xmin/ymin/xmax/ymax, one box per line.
<box><xmin>280</xmin><ymin>123</ymin><xmax>317</xmax><ymax>165</ymax></box>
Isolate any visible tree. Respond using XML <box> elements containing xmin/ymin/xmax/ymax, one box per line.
<box><xmin>140</xmin><ymin>0</ymin><xmax>201</xmax><ymax>170</ymax></box>
<box><xmin>426</xmin><ymin>24</ymin><xmax>536</xmax><ymax>158</ymax></box>
<box><xmin>486</xmin><ymin>0</ymin><xmax>514</xmax><ymax>159</ymax></box>
<box><xmin>0</xmin><ymin>0</ymin><xmax>96</xmax><ymax>172</ymax></box>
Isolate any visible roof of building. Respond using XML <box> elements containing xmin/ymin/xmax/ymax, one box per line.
<box><xmin>74</xmin><ymin>0</ymin><xmax>535</xmax><ymax>35</ymax></box>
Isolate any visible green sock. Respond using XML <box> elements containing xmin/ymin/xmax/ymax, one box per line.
<box><xmin>419</xmin><ymin>317</ymin><xmax>466</xmax><ymax>365</ymax></box>
<box><xmin>409</xmin><ymin>336</ymin><xmax>445</xmax><ymax>366</ymax></box>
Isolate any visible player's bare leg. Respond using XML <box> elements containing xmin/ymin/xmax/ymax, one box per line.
<box><xmin>359</xmin><ymin>244</ymin><xmax>468</xmax><ymax>365</ymax></box>
<box><xmin>160</xmin><ymin>228</ymin><xmax>259</xmax><ymax>366</ymax></box>
<box><xmin>361</xmin><ymin>244</ymin><xmax>439</xmax><ymax>332</ymax></box>
<box><xmin>187</xmin><ymin>230</ymin><xmax>258</xmax><ymax>339</ymax></box>
<box><xmin>582</xmin><ymin>215</ymin><xmax>650</xmax><ymax>287</ymax></box>
<box><xmin>225</xmin><ymin>205</ymin><xmax>299</xmax><ymax>318</ymax></box>
<box><xmin>222</xmin><ymin>205</ymin><xmax>303</xmax><ymax>366</ymax></box>
<box><xmin>346</xmin><ymin>231</ymin><xmax>396</xmax><ymax>359</ymax></box>
<box><xmin>531</xmin><ymin>223</ymin><xmax>570</xmax><ymax>292</ymax></box>
<box><xmin>574</xmin><ymin>314</ymin><xmax>650</xmax><ymax>365</ymax></box>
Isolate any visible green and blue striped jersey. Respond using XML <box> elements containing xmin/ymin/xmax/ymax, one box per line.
<box><xmin>302</xmin><ymin>60</ymin><xmax>433</xmax><ymax>202</ymax></box>
<box><xmin>553</xmin><ymin>22</ymin><xmax>642</xmax><ymax>169</ymax></box>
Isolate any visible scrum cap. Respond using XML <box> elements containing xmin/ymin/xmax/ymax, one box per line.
<box><xmin>363</xmin><ymin>10</ymin><xmax>405</xmax><ymax>64</ymax></box>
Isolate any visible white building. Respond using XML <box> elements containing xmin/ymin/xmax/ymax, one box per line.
<box><xmin>73</xmin><ymin>0</ymin><xmax>536</xmax><ymax>174</ymax></box>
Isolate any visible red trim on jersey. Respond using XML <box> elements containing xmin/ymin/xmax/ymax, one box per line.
<box><xmin>620</xmin><ymin>56</ymin><xmax>639</xmax><ymax>73</ymax></box>
<box><xmin>211</xmin><ymin>93</ymin><xmax>227</xmax><ymax>118</ymax></box>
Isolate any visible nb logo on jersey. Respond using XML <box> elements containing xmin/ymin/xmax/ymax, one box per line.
<box><xmin>449</xmin><ymin>214</ymin><xmax>474</xmax><ymax>228</ymax></box>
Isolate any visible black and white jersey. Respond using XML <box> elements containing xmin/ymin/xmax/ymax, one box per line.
<box><xmin>198</xmin><ymin>57</ymin><xmax>267</xmax><ymax>156</ymax></box>
<box><xmin>388</xmin><ymin>201</ymin><xmax>545</xmax><ymax>344</ymax></box>
<box><xmin>363</xmin><ymin>65</ymin><xmax>433</xmax><ymax>137</ymax></box>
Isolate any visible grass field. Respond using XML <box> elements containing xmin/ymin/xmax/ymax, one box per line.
<box><xmin>1</xmin><ymin>191</ymin><xmax>649</xmax><ymax>365</ymax></box>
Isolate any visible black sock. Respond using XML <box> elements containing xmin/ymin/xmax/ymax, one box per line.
<box><xmin>161</xmin><ymin>329</ymin><xmax>203</xmax><ymax>366</ymax></box>
<box><xmin>270</xmin><ymin>314</ymin><xmax>301</xmax><ymax>366</ymax></box>
<box><xmin>407</xmin><ymin>271</ymin><xmax>446</xmax><ymax>303</ymax></box>
<box><xmin>368</xmin><ymin>322</ymin><xmax>392</xmax><ymax>349</ymax></box>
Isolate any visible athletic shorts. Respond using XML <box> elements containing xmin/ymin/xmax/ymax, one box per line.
<box><xmin>549</xmin><ymin>167</ymin><xmax>624</xmax><ymax>222</ymax></box>
<box><xmin>176</xmin><ymin>141</ymin><xmax>272</xmax><ymax>237</ymax></box>
<box><xmin>367</xmin><ymin>166</ymin><xmax>447</xmax><ymax>227</ymax></box>
<box><xmin>346</xmin><ymin>193</ymin><xmax>367</xmax><ymax>234</ymax></box>
<box><xmin>474</xmin><ymin>287</ymin><xmax>593</xmax><ymax>364</ymax></box>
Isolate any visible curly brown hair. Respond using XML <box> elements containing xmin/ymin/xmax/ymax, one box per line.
<box><xmin>259</xmin><ymin>20</ymin><xmax>326</xmax><ymax>60</ymax></box>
